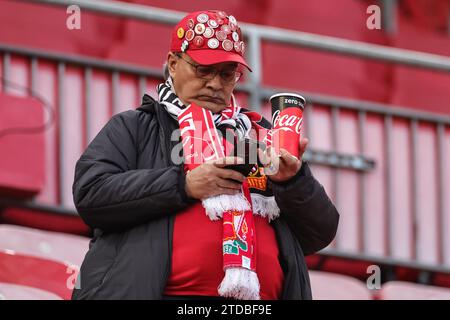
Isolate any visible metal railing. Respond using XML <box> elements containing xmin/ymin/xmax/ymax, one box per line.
<box><xmin>2</xmin><ymin>0</ymin><xmax>450</xmax><ymax>274</ymax></box>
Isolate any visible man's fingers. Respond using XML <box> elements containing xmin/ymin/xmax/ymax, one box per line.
<box><xmin>263</xmin><ymin>148</ymin><xmax>281</xmax><ymax>175</ymax></box>
<box><xmin>208</xmin><ymin>187</ymin><xmax>240</xmax><ymax>198</ymax></box>
<box><xmin>216</xmin><ymin>178</ymin><xmax>242</xmax><ymax>190</ymax></box>
<box><xmin>300</xmin><ymin>137</ymin><xmax>309</xmax><ymax>147</ymax></box>
<box><xmin>216</xmin><ymin>168</ymin><xmax>246</xmax><ymax>183</ymax></box>
<box><xmin>279</xmin><ymin>148</ymin><xmax>299</xmax><ymax>164</ymax></box>
<box><xmin>212</xmin><ymin>156</ymin><xmax>244</xmax><ymax>167</ymax></box>
<box><xmin>257</xmin><ymin>147</ymin><xmax>281</xmax><ymax>175</ymax></box>
<box><xmin>259</xmin><ymin>147</ymin><xmax>278</xmax><ymax>164</ymax></box>
<box><xmin>268</xmin><ymin>147</ymin><xmax>281</xmax><ymax>164</ymax></box>
<box><xmin>299</xmin><ymin>137</ymin><xmax>309</xmax><ymax>154</ymax></box>
<box><xmin>258</xmin><ymin>148</ymin><xmax>270</xmax><ymax>166</ymax></box>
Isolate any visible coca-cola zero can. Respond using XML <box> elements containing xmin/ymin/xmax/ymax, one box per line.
<box><xmin>270</xmin><ymin>92</ymin><xmax>306</xmax><ymax>159</ymax></box>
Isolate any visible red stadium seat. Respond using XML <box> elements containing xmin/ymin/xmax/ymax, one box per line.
<box><xmin>0</xmin><ymin>208</ymin><xmax>90</xmax><ymax>236</ymax></box>
<box><xmin>309</xmin><ymin>271</ymin><xmax>373</xmax><ymax>300</ymax></box>
<box><xmin>261</xmin><ymin>0</ymin><xmax>391</xmax><ymax>103</ymax></box>
<box><xmin>378</xmin><ymin>281</ymin><xmax>450</xmax><ymax>300</ymax></box>
<box><xmin>0</xmin><ymin>1</ymin><xmax>78</xmax><ymax>54</ymax></box>
<box><xmin>0</xmin><ymin>224</ymin><xmax>89</xmax><ymax>267</ymax></box>
<box><xmin>0</xmin><ymin>251</ymin><xmax>75</xmax><ymax>300</ymax></box>
<box><xmin>399</xmin><ymin>0</ymin><xmax>449</xmax><ymax>32</ymax></box>
<box><xmin>389</xmin><ymin>14</ymin><xmax>450</xmax><ymax>115</ymax></box>
<box><xmin>0</xmin><ymin>282</ymin><xmax>62</xmax><ymax>300</ymax></box>
<box><xmin>107</xmin><ymin>20</ymin><xmax>172</xmax><ymax>68</ymax></box>
<box><xmin>0</xmin><ymin>94</ymin><xmax>45</xmax><ymax>198</ymax></box>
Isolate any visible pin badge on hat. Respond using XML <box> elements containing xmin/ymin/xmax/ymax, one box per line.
<box><xmin>217</xmin><ymin>11</ymin><xmax>227</xmax><ymax>19</ymax></box>
<box><xmin>232</xmin><ymin>31</ymin><xmax>239</xmax><ymax>42</ymax></box>
<box><xmin>221</xmin><ymin>24</ymin><xmax>231</xmax><ymax>34</ymax></box>
<box><xmin>216</xmin><ymin>30</ymin><xmax>227</xmax><ymax>41</ymax></box>
<box><xmin>177</xmin><ymin>27</ymin><xmax>185</xmax><ymax>39</ymax></box>
<box><xmin>204</xmin><ymin>27</ymin><xmax>214</xmax><ymax>38</ymax></box>
<box><xmin>207</xmin><ymin>38</ymin><xmax>220</xmax><ymax>49</ymax></box>
<box><xmin>188</xmin><ymin>18</ymin><xmax>195</xmax><ymax>29</ymax></box>
<box><xmin>185</xmin><ymin>29</ymin><xmax>195</xmax><ymax>41</ymax></box>
<box><xmin>193</xmin><ymin>36</ymin><xmax>204</xmax><ymax>47</ymax></box>
<box><xmin>181</xmin><ymin>40</ymin><xmax>189</xmax><ymax>52</ymax></box>
<box><xmin>234</xmin><ymin>41</ymin><xmax>241</xmax><ymax>52</ymax></box>
<box><xmin>197</xmin><ymin>13</ymin><xmax>209</xmax><ymax>23</ymax></box>
<box><xmin>208</xmin><ymin>19</ymin><xmax>219</xmax><ymax>28</ymax></box>
<box><xmin>222</xmin><ymin>39</ymin><xmax>233</xmax><ymax>51</ymax></box>
<box><xmin>240</xmin><ymin>41</ymin><xmax>245</xmax><ymax>55</ymax></box>
<box><xmin>228</xmin><ymin>15</ymin><xmax>237</xmax><ymax>25</ymax></box>
<box><xmin>194</xmin><ymin>23</ymin><xmax>206</xmax><ymax>35</ymax></box>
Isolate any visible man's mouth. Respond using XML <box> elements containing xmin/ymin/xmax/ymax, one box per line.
<box><xmin>197</xmin><ymin>95</ymin><xmax>225</xmax><ymax>104</ymax></box>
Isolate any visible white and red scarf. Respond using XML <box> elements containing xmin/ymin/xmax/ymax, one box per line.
<box><xmin>157</xmin><ymin>79</ymin><xmax>280</xmax><ymax>300</ymax></box>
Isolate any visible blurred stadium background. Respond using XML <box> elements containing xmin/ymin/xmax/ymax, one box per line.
<box><xmin>0</xmin><ymin>0</ymin><xmax>450</xmax><ymax>300</ymax></box>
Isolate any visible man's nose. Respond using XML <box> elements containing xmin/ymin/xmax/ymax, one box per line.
<box><xmin>205</xmin><ymin>73</ymin><xmax>223</xmax><ymax>90</ymax></box>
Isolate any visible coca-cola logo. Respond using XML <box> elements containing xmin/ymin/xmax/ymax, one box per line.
<box><xmin>272</xmin><ymin>109</ymin><xmax>303</xmax><ymax>134</ymax></box>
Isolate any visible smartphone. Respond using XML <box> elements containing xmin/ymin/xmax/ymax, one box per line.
<box><xmin>224</xmin><ymin>138</ymin><xmax>265</xmax><ymax>176</ymax></box>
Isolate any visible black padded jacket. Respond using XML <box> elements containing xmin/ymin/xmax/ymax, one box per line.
<box><xmin>71</xmin><ymin>94</ymin><xmax>339</xmax><ymax>300</ymax></box>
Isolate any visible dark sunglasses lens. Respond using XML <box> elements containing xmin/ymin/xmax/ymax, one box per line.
<box><xmin>220</xmin><ymin>71</ymin><xmax>236</xmax><ymax>82</ymax></box>
<box><xmin>196</xmin><ymin>66</ymin><xmax>216</xmax><ymax>78</ymax></box>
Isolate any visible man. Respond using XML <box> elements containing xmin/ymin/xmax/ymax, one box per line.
<box><xmin>72</xmin><ymin>10</ymin><xmax>339</xmax><ymax>300</ymax></box>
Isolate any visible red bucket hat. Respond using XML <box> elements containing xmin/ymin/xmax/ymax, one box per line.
<box><xmin>170</xmin><ymin>10</ymin><xmax>252</xmax><ymax>71</ymax></box>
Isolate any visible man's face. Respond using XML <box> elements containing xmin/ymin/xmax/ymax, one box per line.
<box><xmin>167</xmin><ymin>52</ymin><xmax>240</xmax><ymax>113</ymax></box>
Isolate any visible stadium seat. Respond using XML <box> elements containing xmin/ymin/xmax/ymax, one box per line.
<box><xmin>0</xmin><ymin>251</ymin><xmax>74</xmax><ymax>300</ymax></box>
<box><xmin>0</xmin><ymin>208</ymin><xmax>90</xmax><ymax>236</ymax></box>
<box><xmin>0</xmin><ymin>224</ymin><xmax>89</xmax><ymax>267</ymax></box>
<box><xmin>0</xmin><ymin>94</ymin><xmax>45</xmax><ymax>198</ymax></box>
<box><xmin>390</xmin><ymin>14</ymin><xmax>450</xmax><ymax>115</ymax></box>
<box><xmin>309</xmin><ymin>270</ymin><xmax>373</xmax><ymax>300</ymax></box>
<box><xmin>378</xmin><ymin>281</ymin><xmax>450</xmax><ymax>300</ymax></box>
<box><xmin>0</xmin><ymin>282</ymin><xmax>62</xmax><ymax>300</ymax></box>
<box><xmin>0</xmin><ymin>1</ymin><xmax>78</xmax><ymax>54</ymax></box>
<box><xmin>261</xmin><ymin>0</ymin><xmax>391</xmax><ymax>103</ymax></box>
<box><xmin>399</xmin><ymin>0</ymin><xmax>449</xmax><ymax>32</ymax></box>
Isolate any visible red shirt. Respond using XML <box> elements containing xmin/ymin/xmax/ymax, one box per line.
<box><xmin>164</xmin><ymin>202</ymin><xmax>284</xmax><ymax>300</ymax></box>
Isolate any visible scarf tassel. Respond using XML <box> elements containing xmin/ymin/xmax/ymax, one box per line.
<box><xmin>202</xmin><ymin>194</ymin><xmax>280</xmax><ymax>221</ymax></box>
<box><xmin>218</xmin><ymin>267</ymin><xmax>260</xmax><ymax>300</ymax></box>
<box><xmin>202</xmin><ymin>193</ymin><xmax>251</xmax><ymax>221</ymax></box>
<box><xmin>250</xmin><ymin>194</ymin><xmax>280</xmax><ymax>221</ymax></box>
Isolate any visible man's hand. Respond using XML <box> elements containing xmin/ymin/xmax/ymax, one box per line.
<box><xmin>258</xmin><ymin>137</ymin><xmax>309</xmax><ymax>183</ymax></box>
<box><xmin>185</xmin><ymin>157</ymin><xmax>246</xmax><ymax>200</ymax></box>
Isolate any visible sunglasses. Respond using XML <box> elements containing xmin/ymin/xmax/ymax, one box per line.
<box><xmin>176</xmin><ymin>53</ymin><xmax>243</xmax><ymax>84</ymax></box>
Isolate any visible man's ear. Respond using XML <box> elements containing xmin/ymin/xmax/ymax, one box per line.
<box><xmin>167</xmin><ymin>52</ymin><xmax>178</xmax><ymax>79</ymax></box>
